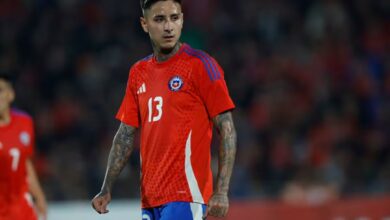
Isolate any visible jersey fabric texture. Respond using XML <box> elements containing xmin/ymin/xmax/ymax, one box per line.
<box><xmin>116</xmin><ymin>43</ymin><xmax>235</xmax><ymax>208</ymax></box>
<box><xmin>142</xmin><ymin>202</ymin><xmax>206</xmax><ymax>220</ymax></box>
<box><xmin>0</xmin><ymin>109</ymin><xmax>37</xmax><ymax>220</ymax></box>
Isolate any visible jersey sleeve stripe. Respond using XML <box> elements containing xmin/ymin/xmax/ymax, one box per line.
<box><xmin>190</xmin><ymin>203</ymin><xmax>204</xmax><ymax>220</ymax></box>
<box><xmin>198</xmin><ymin>50</ymin><xmax>221</xmax><ymax>80</ymax></box>
<box><xmin>183</xmin><ymin>48</ymin><xmax>220</xmax><ymax>81</ymax></box>
<box><xmin>185</xmin><ymin>130</ymin><xmax>205</xmax><ymax>203</ymax></box>
<box><xmin>183</xmin><ymin>48</ymin><xmax>214</xmax><ymax>80</ymax></box>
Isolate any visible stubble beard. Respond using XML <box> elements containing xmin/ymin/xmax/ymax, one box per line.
<box><xmin>153</xmin><ymin>40</ymin><xmax>182</xmax><ymax>62</ymax></box>
<box><xmin>160</xmin><ymin>42</ymin><xmax>179</xmax><ymax>54</ymax></box>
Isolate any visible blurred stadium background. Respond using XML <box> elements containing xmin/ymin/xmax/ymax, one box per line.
<box><xmin>1</xmin><ymin>0</ymin><xmax>389</xmax><ymax>219</ymax></box>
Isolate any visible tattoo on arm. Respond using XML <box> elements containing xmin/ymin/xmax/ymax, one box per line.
<box><xmin>212</xmin><ymin>111</ymin><xmax>237</xmax><ymax>195</ymax></box>
<box><xmin>101</xmin><ymin>123</ymin><xmax>137</xmax><ymax>193</ymax></box>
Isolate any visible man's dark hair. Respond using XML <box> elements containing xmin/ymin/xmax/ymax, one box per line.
<box><xmin>140</xmin><ymin>0</ymin><xmax>182</xmax><ymax>12</ymax></box>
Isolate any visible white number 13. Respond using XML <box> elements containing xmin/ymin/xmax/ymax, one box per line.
<box><xmin>148</xmin><ymin>96</ymin><xmax>163</xmax><ymax>122</ymax></box>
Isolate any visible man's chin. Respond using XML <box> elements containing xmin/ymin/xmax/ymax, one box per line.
<box><xmin>160</xmin><ymin>44</ymin><xmax>176</xmax><ymax>54</ymax></box>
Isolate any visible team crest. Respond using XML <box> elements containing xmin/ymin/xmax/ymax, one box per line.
<box><xmin>168</xmin><ymin>76</ymin><xmax>183</xmax><ymax>92</ymax></box>
<box><xmin>20</xmin><ymin>131</ymin><xmax>30</xmax><ymax>146</ymax></box>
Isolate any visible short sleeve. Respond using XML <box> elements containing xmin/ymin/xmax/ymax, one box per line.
<box><xmin>27</xmin><ymin>117</ymin><xmax>35</xmax><ymax>157</ymax></box>
<box><xmin>195</xmin><ymin>56</ymin><xmax>235</xmax><ymax>118</ymax></box>
<box><xmin>116</xmin><ymin>67</ymin><xmax>140</xmax><ymax>127</ymax></box>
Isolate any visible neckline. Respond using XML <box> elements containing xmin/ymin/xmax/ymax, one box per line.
<box><xmin>151</xmin><ymin>43</ymin><xmax>188</xmax><ymax>66</ymax></box>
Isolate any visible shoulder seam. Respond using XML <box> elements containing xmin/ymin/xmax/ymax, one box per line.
<box><xmin>183</xmin><ymin>48</ymin><xmax>221</xmax><ymax>81</ymax></box>
<box><xmin>140</xmin><ymin>54</ymin><xmax>153</xmax><ymax>62</ymax></box>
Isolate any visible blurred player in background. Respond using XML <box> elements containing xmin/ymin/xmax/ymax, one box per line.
<box><xmin>0</xmin><ymin>73</ymin><xmax>47</xmax><ymax>220</ymax></box>
<box><xmin>92</xmin><ymin>0</ymin><xmax>237</xmax><ymax>219</ymax></box>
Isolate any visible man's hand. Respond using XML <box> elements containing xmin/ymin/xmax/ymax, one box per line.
<box><xmin>35</xmin><ymin>196</ymin><xmax>48</xmax><ymax>220</ymax></box>
<box><xmin>91</xmin><ymin>191</ymin><xmax>112</xmax><ymax>214</ymax></box>
<box><xmin>203</xmin><ymin>193</ymin><xmax>229</xmax><ymax>219</ymax></box>
<box><xmin>26</xmin><ymin>159</ymin><xmax>48</xmax><ymax>220</ymax></box>
<box><xmin>91</xmin><ymin>123</ymin><xmax>136</xmax><ymax>215</ymax></box>
<box><xmin>204</xmin><ymin>111</ymin><xmax>236</xmax><ymax>219</ymax></box>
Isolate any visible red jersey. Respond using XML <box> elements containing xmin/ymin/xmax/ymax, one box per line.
<box><xmin>116</xmin><ymin>43</ymin><xmax>235</xmax><ymax>208</ymax></box>
<box><xmin>0</xmin><ymin>110</ymin><xmax>35</xmax><ymax>218</ymax></box>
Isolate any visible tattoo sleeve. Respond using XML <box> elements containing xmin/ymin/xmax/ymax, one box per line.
<box><xmin>212</xmin><ymin>111</ymin><xmax>237</xmax><ymax>195</ymax></box>
<box><xmin>101</xmin><ymin>123</ymin><xmax>137</xmax><ymax>193</ymax></box>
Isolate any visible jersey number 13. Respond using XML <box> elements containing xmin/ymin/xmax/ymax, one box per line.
<box><xmin>148</xmin><ymin>96</ymin><xmax>163</xmax><ymax>122</ymax></box>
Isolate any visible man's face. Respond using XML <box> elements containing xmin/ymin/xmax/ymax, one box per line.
<box><xmin>141</xmin><ymin>0</ymin><xmax>183</xmax><ymax>51</ymax></box>
<box><xmin>0</xmin><ymin>79</ymin><xmax>14</xmax><ymax>114</ymax></box>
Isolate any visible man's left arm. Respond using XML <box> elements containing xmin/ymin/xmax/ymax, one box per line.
<box><xmin>26</xmin><ymin>159</ymin><xmax>47</xmax><ymax>220</ymax></box>
<box><xmin>205</xmin><ymin>111</ymin><xmax>237</xmax><ymax>218</ymax></box>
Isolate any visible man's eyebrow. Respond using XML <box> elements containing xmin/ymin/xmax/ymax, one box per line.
<box><xmin>153</xmin><ymin>12</ymin><xmax>181</xmax><ymax>17</ymax></box>
<box><xmin>153</xmin><ymin>14</ymin><xmax>166</xmax><ymax>18</ymax></box>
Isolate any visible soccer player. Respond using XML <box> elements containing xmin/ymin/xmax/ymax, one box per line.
<box><xmin>0</xmin><ymin>73</ymin><xmax>47</xmax><ymax>220</ymax></box>
<box><xmin>91</xmin><ymin>0</ymin><xmax>237</xmax><ymax>219</ymax></box>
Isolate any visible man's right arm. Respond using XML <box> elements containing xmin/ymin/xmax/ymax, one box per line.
<box><xmin>92</xmin><ymin>122</ymin><xmax>137</xmax><ymax>214</ymax></box>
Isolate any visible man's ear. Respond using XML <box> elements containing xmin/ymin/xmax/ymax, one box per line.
<box><xmin>140</xmin><ymin>17</ymin><xmax>148</xmax><ymax>33</ymax></box>
<box><xmin>8</xmin><ymin>88</ymin><xmax>15</xmax><ymax>103</ymax></box>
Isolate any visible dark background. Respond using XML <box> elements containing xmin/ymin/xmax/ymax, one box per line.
<box><xmin>1</xmin><ymin>0</ymin><xmax>388</xmax><ymax>202</ymax></box>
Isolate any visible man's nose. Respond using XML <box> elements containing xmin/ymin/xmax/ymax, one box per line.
<box><xmin>164</xmin><ymin>20</ymin><xmax>173</xmax><ymax>32</ymax></box>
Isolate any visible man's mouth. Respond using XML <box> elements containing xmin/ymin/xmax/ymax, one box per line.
<box><xmin>163</xmin><ymin>35</ymin><xmax>175</xmax><ymax>40</ymax></box>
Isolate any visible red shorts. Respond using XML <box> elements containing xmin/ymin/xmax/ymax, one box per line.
<box><xmin>0</xmin><ymin>193</ymin><xmax>37</xmax><ymax>220</ymax></box>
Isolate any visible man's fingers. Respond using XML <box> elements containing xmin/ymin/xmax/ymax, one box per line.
<box><xmin>97</xmin><ymin>205</ymin><xmax>109</xmax><ymax>214</ymax></box>
<box><xmin>91</xmin><ymin>199</ymin><xmax>99</xmax><ymax>211</ymax></box>
<box><xmin>206</xmin><ymin>204</ymin><xmax>219</xmax><ymax>218</ymax></box>
<box><xmin>221</xmin><ymin>206</ymin><xmax>228</xmax><ymax>216</ymax></box>
<box><xmin>92</xmin><ymin>198</ymin><xmax>109</xmax><ymax>214</ymax></box>
<box><xmin>207</xmin><ymin>205</ymin><xmax>228</xmax><ymax>217</ymax></box>
<box><xmin>209</xmin><ymin>206</ymin><xmax>218</xmax><ymax>217</ymax></box>
<box><xmin>97</xmin><ymin>201</ymin><xmax>109</xmax><ymax>214</ymax></box>
<box><xmin>205</xmin><ymin>194</ymin><xmax>229</xmax><ymax>218</ymax></box>
<box><xmin>99</xmin><ymin>209</ymin><xmax>109</xmax><ymax>214</ymax></box>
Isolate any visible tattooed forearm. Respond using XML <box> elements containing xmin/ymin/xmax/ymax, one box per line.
<box><xmin>212</xmin><ymin>111</ymin><xmax>237</xmax><ymax>195</ymax></box>
<box><xmin>101</xmin><ymin>123</ymin><xmax>137</xmax><ymax>193</ymax></box>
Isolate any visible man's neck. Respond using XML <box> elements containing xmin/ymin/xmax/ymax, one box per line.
<box><xmin>0</xmin><ymin>109</ymin><xmax>11</xmax><ymax>126</ymax></box>
<box><xmin>153</xmin><ymin>42</ymin><xmax>182</xmax><ymax>62</ymax></box>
